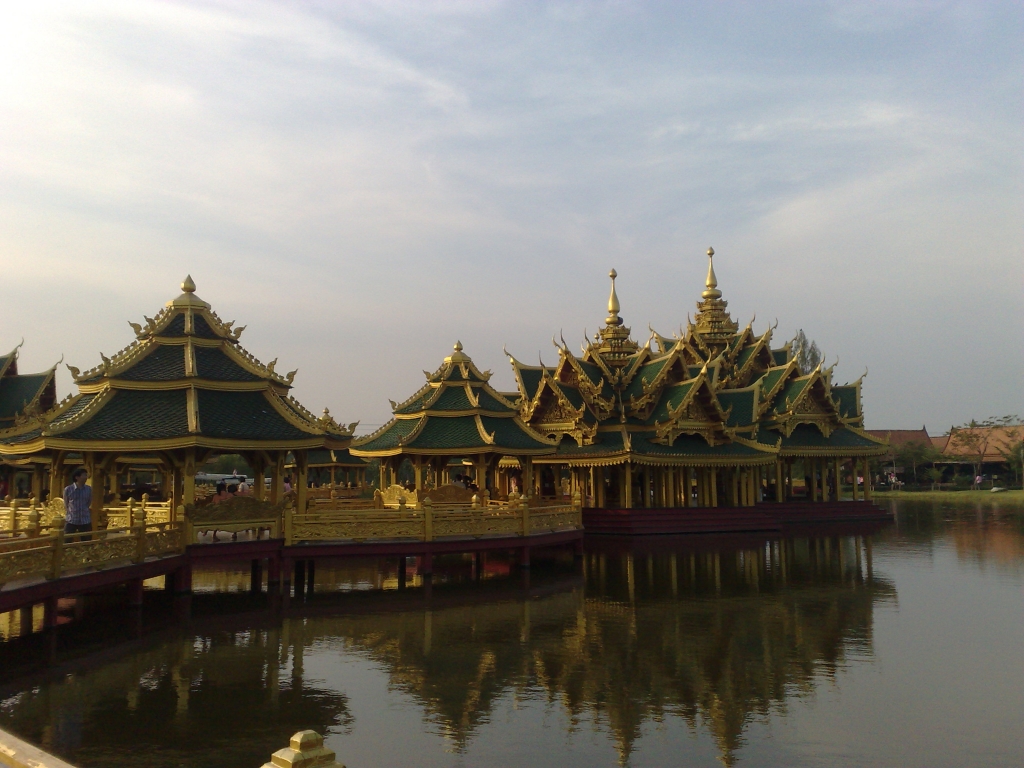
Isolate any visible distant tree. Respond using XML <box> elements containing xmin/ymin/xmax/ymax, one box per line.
<box><xmin>790</xmin><ymin>329</ymin><xmax>822</xmax><ymax>375</ymax></box>
<box><xmin>925</xmin><ymin>466</ymin><xmax>944</xmax><ymax>491</ymax></box>
<box><xmin>894</xmin><ymin>441</ymin><xmax>939</xmax><ymax>485</ymax></box>
<box><xmin>947</xmin><ymin>415</ymin><xmax>1022</xmax><ymax>489</ymax></box>
<box><xmin>997</xmin><ymin>435</ymin><xmax>1024</xmax><ymax>489</ymax></box>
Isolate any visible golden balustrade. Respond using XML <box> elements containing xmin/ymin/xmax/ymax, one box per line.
<box><xmin>288</xmin><ymin>493</ymin><xmax>581</xmax><ymax>545</ymax></box>
<box><xmin>0</xmin><ymin>514</ymin><xmax>185</xmax><ymax>589</ymax></box>
<box><xmin>104</xmin><ymin>494</ymin><xmax>174</xmax><ymax>528</ymax></box>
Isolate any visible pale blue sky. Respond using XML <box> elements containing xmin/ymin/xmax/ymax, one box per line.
<box><xmin>1</xmin><ymin>1</ymin><xmax>1021</xmax><ymax>432</ymax></box>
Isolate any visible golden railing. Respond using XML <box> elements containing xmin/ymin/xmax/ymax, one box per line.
<box><xmin>104</xmin><ymin>494</ymin><xmax>174</xmax><ymax>527</ymax></box>
<box><xmin>0</xmin><ymin>517</ymin><xmax>184</xmax><ymax>589</ymax></box>
<box><xmin>287</xmin><ymin>496</ymin><xmax>582</xmax><ymax>545</ymax></box>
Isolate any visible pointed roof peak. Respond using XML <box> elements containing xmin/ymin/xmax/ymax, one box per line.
<box><xmin>446</xmin><ymin>340</ymin><xmax>470</xmax><ymax>363</ymax></box>
<box><xmin>702</xmin><ymin>247</ymin><xmax>721</xmax><ymax>300</ymax></box>
<box><xmin>606</xmin><ymin>268</ymin><xmax>622</xmax><ymax>326</ymax></box>
<box><xmin>168</xmin><ymin>274</ymin><xmax>210</xmax><ymax>309</ymax></box>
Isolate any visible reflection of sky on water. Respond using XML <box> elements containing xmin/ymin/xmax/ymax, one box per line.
<box><xmin>0</xmin><ymin>499</ymin><xmax>1022</xmax><ymax>767</ymax></box>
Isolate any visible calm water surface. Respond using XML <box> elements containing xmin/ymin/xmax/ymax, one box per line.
<box><xmin>1</xmin><ymin>499</ymin><xmax>1023</xmax><ymax>767</ymax></box>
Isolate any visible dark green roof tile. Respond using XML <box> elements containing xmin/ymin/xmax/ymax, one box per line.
<box><xmin>831</xmin><ymin>385</ymin><xmax>860</xmax><ymax>419</ymax></box>
<box><xmin>623</xmin><ymin>358</ymin><xmax>669</xmax><ymax>400</ymax></box>
<box><xmin>0</xmin><ymin>374</ymin><xmax>48</xmax><ymax>420</ymax></box>
<box><xmin>430</xmin><ymin>386</ymin><xmax>475</xmax><ymax>411</ymax></box>
<box><xmin>479</xmin><ymin>416</ymin><xmax>551</xmax><ymax>450</ymax></box>
<box><xmin>645</xmin><ymin>381</ymin><xmax>696</xmax><ymax>424</ymax></box>
<box><xmin>717</xmin><ymin>390</ymin><xmax>756</xmax><ymax>427</ymax></box>
<box><xmin>197</xmin><ymin>389</ymin><xmax>312</xmax><ymax>441</ymax></box>
<box><xmin>62</xmin><ymin>390</ymin><xmax>189</xmax><ymax>440</ymax></box>
<box><xmin>411</xmin><ymin>416</ymin><xmax>487</xmax><ymax>449</ymax></box>
<box><xmin>780</xmin><ymin>424</ymin><xmax>877</xmax><ymax>449</ymax></box>
<box><xmin>120</xmin><ymin>345</ymin><xmax>186</xmax><ymax>381</ymax></box>
<box><xmin>194</xmin><ymin>346</ymin><xmax>262</xmax><ymax>382</ymax></box>
<box><xmin>354</xmin><ymin>419</ymin><xmax>421</xmax><ymax>452</ymax></box>
<box><xmin>191</xmin><ymin>314</ymin><xmax>222</xmax><ymax>339</ymax></box>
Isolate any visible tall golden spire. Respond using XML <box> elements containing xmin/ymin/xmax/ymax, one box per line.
<box><xmin>702</xmin><ymin>247</ymin><xmax>721</xmax><ymax>299</ymax></box>
<box><xmin>606</xmin><ymin>269</ymin><xmax>622</xmax><ymax>326</ymax></box>
<box><xmin>593</xmin><ymin>268</ymin><xmax>638</xmax><ymax>367</ymax></box>
<box><xmin>691</xmin><ymin>246</ymin><xmax>737</xmax><ymax>351</ymax></box>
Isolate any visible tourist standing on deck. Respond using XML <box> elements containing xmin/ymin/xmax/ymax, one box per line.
<box><xmin>63</xmin><ymin>468</ymin><xmax>92</xmax><ymax>536</ymax></box>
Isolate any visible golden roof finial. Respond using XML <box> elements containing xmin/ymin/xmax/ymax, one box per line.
<box><xmin>168</xmin><ymin>273</ymin><xmax>210</xmax><ymax>308</ymax></box>
<box><xmin>702</xmin><ymin>247</ymin><xmax>721</xmax><ymax>300</ymax></box>
<box><xmin>446</xmin><ymin>340</ymin><xmax>470</xmax><ymax>363</ymax></box>
<box><xmin>606</xmin><ymin>269</ymin><xmax>622</xmax><ymax>326</ymax></box>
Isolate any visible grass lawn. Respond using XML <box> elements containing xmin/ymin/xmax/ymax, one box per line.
<box><xmin>874</xmin><ymin>489</ymin><xmax>1024</xmax><ymax>504</ymax></box>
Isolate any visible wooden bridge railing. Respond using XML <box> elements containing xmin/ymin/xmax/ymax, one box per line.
<box><xmin>0</xmin><ymin>515</ymin><xmax>184</xmax><ymax>589</ymax></box>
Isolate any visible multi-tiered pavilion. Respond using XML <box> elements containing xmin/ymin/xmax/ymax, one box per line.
<box><xmin>0</xmin><ymin>277</ymin><xmax>355</xmax><ymax>524</ymax></box>
<box><xmin>354</xmin><ymin>249</ymin><xmax>885</xmax><ymax>509</ymax></box>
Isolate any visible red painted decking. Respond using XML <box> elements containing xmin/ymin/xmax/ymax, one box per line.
<box><xmin>582</xmin><ymin>501</ymin><xmax>891</xmax><ymax>535</ymax></box>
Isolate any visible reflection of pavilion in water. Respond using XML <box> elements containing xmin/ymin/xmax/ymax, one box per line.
<box><xmin>320</xmin><ymin>533</ymin><xmax>895</xmax><ymax>766</ymax></box>
<box><xmin>0</xmin><ymin>621</ymin><xmax>350</xmax><ymax>768</ymax></box>
<box><xmin>0</xmin><ymin>533</ymin><xmax>895</xmax><ymax>768</ymax></box>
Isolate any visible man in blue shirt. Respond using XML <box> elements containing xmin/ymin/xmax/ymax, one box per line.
<box><xmin>63</xmin><ymin>468</ymin><xmax>92</xmax><ymax>536</ymax></box>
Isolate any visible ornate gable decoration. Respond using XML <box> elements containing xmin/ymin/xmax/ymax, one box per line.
<box><xmin>651</xmin><ymin>373</ymin><xmax>729</xmax><ymax>447</ymax></box>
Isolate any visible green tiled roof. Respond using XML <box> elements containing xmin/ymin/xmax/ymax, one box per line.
<box><xmin>479</xmin><ymin>416</ymin><xmax>551</xmax><ymax>449</ymax></box>
<box><xmin>517</xmin><ymin>368</ymin><xmax>544</xmax><ymax>398</ymax></box>
<box><xmin>556</xmin><ymin>384</ymin><xmax>585</xmax><ymax>410</ymax></box>
<box><xmin>354</xmin><ymin>418</ymin><xmax>421</xmax><ymax>452</ymax></box>
<box><xmin>623</xmin><ymin>358</ymin><xmax>669</xmax><ymax>400</ymax></box>
<box><xmin>551</xmin><ymin>430</ymin><xmax>771</xmax><ymax>459</ymax></box>
<box><xmin>758</xmin><ymin>367</ymin><xmax>789</xmax><ymax>397</ymax></box>
<box><xmin>394</xmin><ymin>386</ymin><xmax>432</xmax><ymax>415</ymax></box>
<box><xmin>191</xmin><ymin>314</ymin><xmax>222</xmax><ymax>339</ymax></box>
<box><xmin>120</xmin><ymin>345</ymin><xmax>185</xmax><ymax>381</ymax></box>
<box><xmin>717</xmin><ymin>390</ymin><xmax>756</xmax><ymax>427</ymax></box>
<box><xmin>194</xmin><ymin>346</ymin><xmax>262</xmax><ymax>382</ymax></box>
<box><xmin>61</xmin><ymin>390</ymin><xmax>189</xmax><ymax>440</ymax></box>
<box><xmin>307</xmin><ymin>449</ymin><xmax>333</xmax><ymax>465</ymax></box>
<box><xmin>161</xmin><ymin>314</ymin><xmax>187</xmax><ymax>337</ymax></box>
<box><xmin>773</xmin><ymin>378</ymin><xmax>810</xmax><ymax>414</ymax></box>
<box><xmin>0</xmin><ymin>426</ymin><xmax>42</xmax><ymax>446</ymax></box>
<box><xmin>430</xmin><ymin>386</ymin><xmax>475</xmax><ymax>411</ymax></box>
<box><xmin>831</xmin><ymin>385</ymin><xmax>860</xmax><ymax>419</ymax></box>
<box><xmin>197</xmin><ymin>389</ymin><xmax>312</xmax><ymax>441</ymax></box>
<box><xmin>476</xmin><ymin>389</ymin><xmax>513</xmax><ymax>412</ymax></box>
<box><xmin>48</xmin><ymin>394</ymin><xmax>98</xmax><ymax>430</ymax></box>
<box><xmin>735</xmin><ymin>345</ymin><xmax>758</xmax><ymax>371</ymax></box>
<box><xmin>0</xmin><ymin>373</ymin><xmax>48</xmax><ymax>420</ymax></box>
<box><xmin>771</xmin><ymin>349</ymin><xmax>789</xmax><ymax>366</ymax></box>
<box><xmin>330</xmin><ymin>448</ymin><xmax>368</xmax><ymax>466</ymax></box>
<box><xmin>412</xmin><ymin>416</ymin><xmax>487</xmax><ymax>449</ymax></box>
<box><xmin>780</xmin><ymin>424</ymin><xmax>878</xmax><ymax>449</ymax></box>
<box><xmin>645</xmin><ymin>381</ymin><xmax>696</xmax><ymax>424</ymax></box>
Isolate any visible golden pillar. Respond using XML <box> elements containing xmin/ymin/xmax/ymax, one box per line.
<box><xmin>183</xmin><ymin>449</ymin><xmax>196</xmax><ymax>507</ymax></box>
<box><xmin>49</xmin><ymin>453</ymin><xmax>65</xmax><ymax>502</ymax></box>
<box><xmin>270</xmin><ymin>452</ymin><xmax>285</xmax><ymax>504</ymax></box>
<box><xmin>710</xmin><ymin>468</ymin><xmax>718</xmax><ymax>508</ymax></box>
<box><xmin>775</xmin><ymin>459</ymin><xmax>784</xmax><ymax>502</ymax></box>
<box><xmin>862</xmin><ymin>456</ymin><xmax>872</xmax><ymax>500</ymax></box>
<box><xmin>821</xmin><ymin>457</ymin><xmax>830</xmax><ymax>502</ymax></box>
<box><xmin>852</xmin><ymin>458</ymin><xmax>860</xmax><ymax>501</ymax></box>
<box><xmin>833</xmin><ymin>457</ymin><xmax>842</xmax><ymax>500</ymax></box>
<box><xmin>295</xmin><ymin>451</ymin><xmax>308</xmax><ymax>514</ymax></box>
<box><xmin>623</xmin><ymin>463</ymin><xmax>633</xmax><ymax>509</ymax></box>
<box><xmin>810</xmin><ymin>458</ymin><xmax>819</xmax><ymax>502</ymax></box>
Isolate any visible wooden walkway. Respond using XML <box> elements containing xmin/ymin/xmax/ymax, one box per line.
<box><xmin>0</xmin><ymin>502</ymin><xmax>584</xmax><ymax>629</ymax></box>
